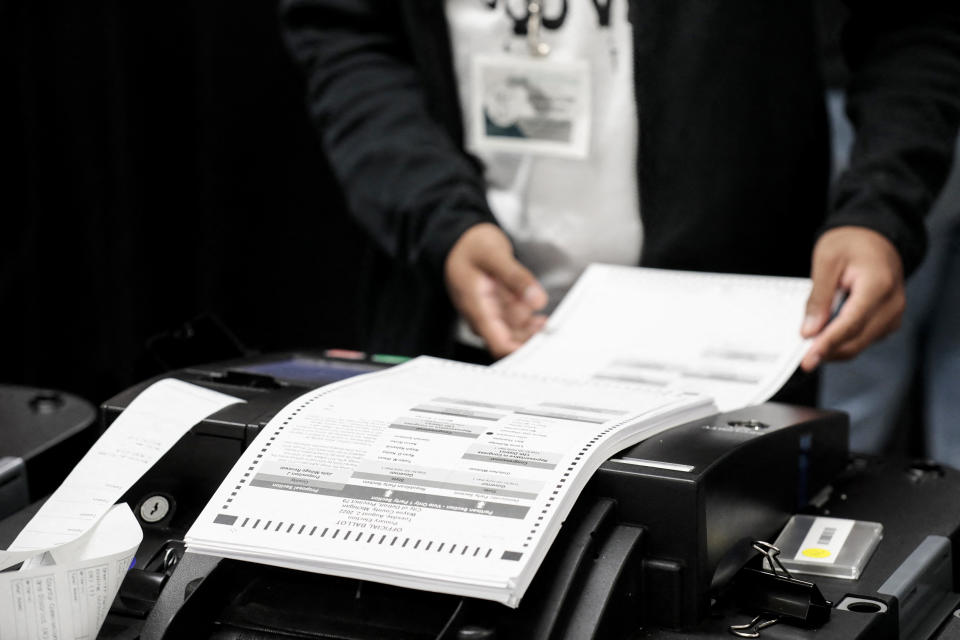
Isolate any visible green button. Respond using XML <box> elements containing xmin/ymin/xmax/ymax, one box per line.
<box><xmin>372</xmin><ymin>353</ymin><xmax>411</xmax><ymax>365</ymax></box>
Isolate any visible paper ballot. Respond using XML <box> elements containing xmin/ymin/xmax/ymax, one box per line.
<box><xmin>498</xmin><ymin>264</ymin><xmax>814</xmax><ymax>411</ymax></box>
<box><xmin>186</xmin><ymin>357</ymin><xmax>714</xmax><ymax>606</ymax></box>
<box><xmin>1</xmin><ymin>379</ymin><xmax>243</xmax><ymax>640</ymax></box>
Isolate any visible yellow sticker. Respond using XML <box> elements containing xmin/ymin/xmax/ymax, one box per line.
<box><xmin>802</xmin><ymin>548</ymin><xmax>832</xmax><ymax>559</ymax></box>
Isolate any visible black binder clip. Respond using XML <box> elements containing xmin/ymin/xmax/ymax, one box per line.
<box><xmin>728</xmin><ymin>541</ymin><xmax>832</xmax><ymax>638</ymax></box>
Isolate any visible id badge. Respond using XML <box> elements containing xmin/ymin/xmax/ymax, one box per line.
<box><xmin>470</xmin><ymin>54</ymin><xmax>591</xmax><ymax>159</ymax></box>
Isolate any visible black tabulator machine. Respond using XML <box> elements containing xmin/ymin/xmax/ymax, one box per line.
<box><xmin>40</xmin><ymin>353</ymin><xmax>960</xmax><ymax>638</ymax></box>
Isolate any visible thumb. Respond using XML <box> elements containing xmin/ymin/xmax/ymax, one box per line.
<box><xmin>803</xmin><ymin>249</ymin><xmax>844</xmax><ymax>338</ymax></box>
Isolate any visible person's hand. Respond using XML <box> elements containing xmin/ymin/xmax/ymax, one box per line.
<box><xmin>800</xmin><ymin>226</ymin><xmax>905</xmax><ymax>371</ymax></box>
<box><xmin>444</xmin><ymin>223</ymin><xmax>548</xmax><ymax>358</ymax></box>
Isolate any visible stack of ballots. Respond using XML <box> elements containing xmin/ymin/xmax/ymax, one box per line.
<box><xmin>186</xmin><ymin>266</ymin><xmax>814</xmax><ymax>606</ymax></box>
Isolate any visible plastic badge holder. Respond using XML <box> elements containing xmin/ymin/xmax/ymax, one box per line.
<box><xmin>772</xmin><ymin>515</ymin><xmax>883</xmax><ymax>580</ymax></box>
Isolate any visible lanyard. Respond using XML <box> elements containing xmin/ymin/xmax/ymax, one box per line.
<box><xmin>526</xmin><ymin>1</ymin><xmax>551</xmax><ymax>57</ymax></box>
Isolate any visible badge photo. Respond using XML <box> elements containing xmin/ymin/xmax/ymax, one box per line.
<box><xmin>470</xmin><ymin>54</ymin><xmax>591</xmax><ymax>159</ymax></box>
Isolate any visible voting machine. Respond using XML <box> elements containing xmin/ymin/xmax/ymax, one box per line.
<box><xmin>10</xmin><ymin>351</ymin><xmax>960</xmax><ymax>639</ymax></box>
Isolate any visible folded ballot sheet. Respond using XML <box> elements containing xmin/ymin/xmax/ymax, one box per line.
<box><xmin>498</xmin><ymin>264</ymin><xmax>814</xmax><ymax>411</ymax></box>
<box><xmin>186</xmin><ymin>357</ymin><xmax>715</xmax><ymax>607</ymax></box>
<box><xmin>186</xmin><ymin>265</ymin><xmax>813</xmax><ymax>607</ymax></box>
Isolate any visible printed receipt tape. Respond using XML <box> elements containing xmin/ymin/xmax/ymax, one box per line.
<box><xmin>0</xmin><ymin>504</ymin><xmax>141</xmax><ymax>638</ymax></box>
<box><xmin>0</xmin><ymin>379</ymin><xmax>243</xmax><ymax>640</ymax></box>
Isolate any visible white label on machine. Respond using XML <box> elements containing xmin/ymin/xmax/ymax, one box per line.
<box><xmin>793</xmin><ymin>516</ymin><xmax>856</xmax><ymax>564</ymax></box>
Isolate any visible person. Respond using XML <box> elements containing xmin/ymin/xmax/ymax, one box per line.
<box><xmin>821</xmin><ymin>131</ymin><xmax>960</xmax><ymax>466</ymax></box>
<box><xmin>279</xmin><ymin>1</ymin><xmax>960</xmax><ymax>375</ymax></box>
<box><xmin>814</xmin><ymin>7</ymin><xmax>960</xmax><ymax>466</ymax></box>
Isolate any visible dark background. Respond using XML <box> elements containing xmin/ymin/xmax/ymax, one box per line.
<box><xmin>1</xmin><ymin>0</ymin><xmax>371</xmax><ymax>405</ymax></box>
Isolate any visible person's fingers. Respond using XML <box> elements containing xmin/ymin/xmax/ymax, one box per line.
<box><xmin>497</xmin><ymin>285</ymin><xmax>548</xmax><ymax>331</ymax></box>
<box><xmin>800</xmin><ymin>268</ymin><xmax>903</xmax><ymax>370</ymax></box>
<box><xmin>475</xmin><ymin>316</ymin><xmax>522</xmax><ymax>359</ymax></box>
<box><xmin>829</xmin><ymin>317</ymin><xmax>890</xmax><ymax>361</ymax></box>
<box><xmin>478</xmin><ymin>282</ymin><xmax>547</xmax><ymax>355</ymax></box>
<box><xmin>446</xmin><ymin>223</ymin><xmax>548</xmax><ymax>308</ymax></box>
<box><xmin>444</xmin><ymin>224</ymin><xmax>503</xmax><ymax>315</ymax></box>
<box><xmin>477</xmin><ymin>248</ymin><xmax>548</xmax><ymax>310</ymax></box>
<box><xmin>444</xmin><ymin>223</ymin><xmax>548</xmax><ymax>358</ymax></box>
<box><xmin>825</xmin><ymin>289</ymin><xmax>905</xmax><ymax>361</ymax></box>
<box><xmin>800</xmin><ymin>226</ymin><xmax>906</xmax><ymax>370</ymax></box>
<box><xmin>802</xmin><ymin>243</ymin><xmax>845</xmax><ymax>338</ymax></box>
<box><xmin>801</xmin><ymin>285</ymin><xmax>873</xmax><ymax>371</ymax></box>
<box><xmin>509</xmin><ymin>313</ymin><xmax>547</xmax><ymax>345</ymax></box>
<box><xmin>447</xmin><ymin>263</ymin><xmax>539</xmax><ymax>357</ymax></box>
<box><xmin>453</xmin><ymin>272</ymin><xmax>519</xmax><ymax>358</ymax></box>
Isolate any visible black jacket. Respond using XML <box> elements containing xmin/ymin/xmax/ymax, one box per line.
<box><xmin>280</xmin><ymin>0</ymin><xmax>960</xmax><ymax>356</ymax></box>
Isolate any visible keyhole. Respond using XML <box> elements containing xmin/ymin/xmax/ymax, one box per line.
<box><xmin>140</xmin><ymin>495</ymin><xmax>171</xmax><ymax>523</ymax></box>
